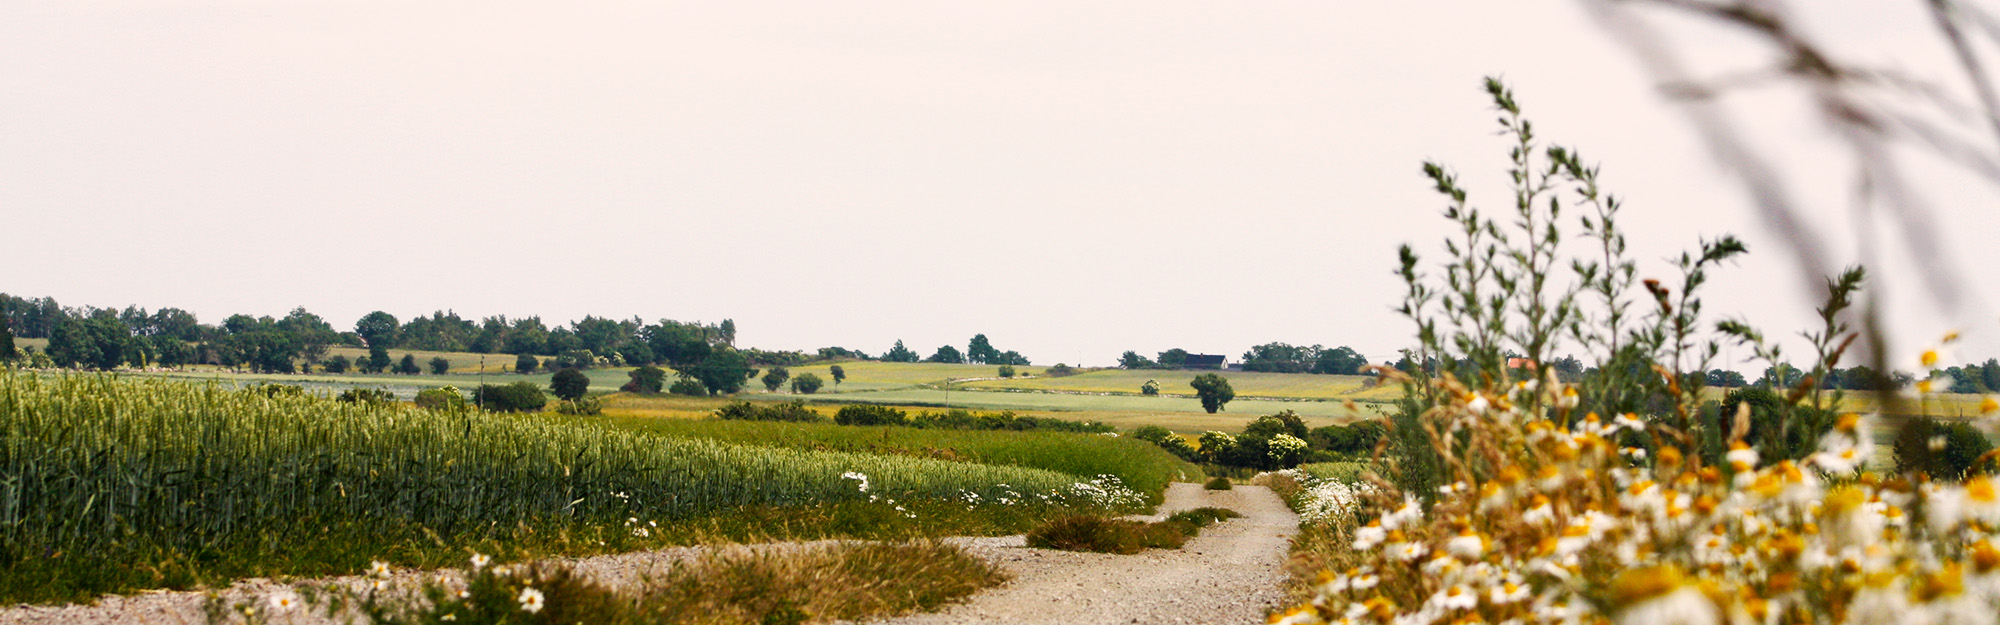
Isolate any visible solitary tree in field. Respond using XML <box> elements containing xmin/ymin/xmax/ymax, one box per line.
<box><xmin>429</xmin><ymin>356</ymin><xmax>451</xmax><ymax>374</ymax></box>
<box><xmin>791</xmin><ymin>373</ymin><xmax>824</xmax><ymax>394</ymax></box>
<box><xmin>762</xmin><ymin>366</ymin><xmax>791</xmax><ymax>392</ymax></box>
<box><xmin>396</xmin><ymin>353</ymin><xmax>421</xmax><ymax>375</ymax></box>
<box><xmin>550</xmin><ymin>368</ymin><xmax>590</xmax><ymax>401</ymax></box>
<box><xmin>1142</xmin><ymin>379</ymin><xmax>1160</xmax><ymax>396</ymax></box>
<box><xmin>366</xmin><ymin>345</ymin><xmax>391</xmax><ymax>373</ymax></box>
<box><xmin>1190</xmin><ymin>373</ymin><xmax>1234</xmax><ymax>413</ymax></box>
<box><xmin>830</xmin><ymin>364</ymin><xmax>846</xmax><ymax>389</ymax></box>
<box><xmin>515</xmin><ymin>353</ymin><xmax>539</xmax><ymax>374</ymax></box>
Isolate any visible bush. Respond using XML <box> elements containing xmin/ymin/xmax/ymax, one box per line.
<box><xmin>515</xmin><ymin>353</ymin><xmax>539</xmax><ymax>374</ymax></box>
<box><xmin>762</xmin><ymin>367</ymin><xmax>790</xmax><ymax>392</ymax></box>
<box><xmin>621</xmin><ymin>365</ymin><xmax>667</xmax><ymax>394</ymax></box>
<box><xmin>669</xmin><ymin>377</ymin><xmax>708</xmax><ymax>396</ymax></box>
<box><xmin>905</xmin><ymin>409</ymin><xmax>1114</xmax><ymax>433</ymax></box>
<box><xmin>1895</xmin><ymin>417</ymin><xmax>1996</xmax><ymax>481</ymax></box>
<box><xmin>1203</xmin><ymin>476</ymin><xmax>1233</xmax><ymax>490</ymax></box>
<box><xmin>396</xmin><ymin>354</ymin><xmax>421</xmax><ymax>375</ymax></box>
<box><xmin>714</xmin><ymin>400</ymin><xmax>826</xmax><ymax>423</ymax></box>
<box><xmin>428</xmin><ymin>356</ymin><xmax>451</xmax><ymax>375</ymax></box>
<box><xmin>554</xmin><ymin>397</ymin><xmax>603</xmax><ymax>416</ymax></box>
<box><xmin>835</xmin><ymin>404</ymin><xmax>908</xmax><ymax>426</ymax></box>
<box><xmin>997</xmin><ymin>365</ymin><xmax>1016</xmax><ymax>378</ymax></box>
<box><xmin>1164</xmin><ymin>506</ymin><xmax>1242</xmax><ymax>530</ymax></box>
<box><xmin>414</xmin><ymin>386</ymin><xmax>468</xmax><ymax>412</ymax></box>
<box><xmin>322</xmin><ymin>355</ymin><xmax>350</xmax><ymax>374</ymax></box>
<box><xmin>248</xmin><ymin>383</ymin><xmax>304</xmax><ymax>398</ymax></box>
<box><xmin>790</xmin><ymin>373</ymin><xmax>824</xmax><ymax>394</ymax></box>
<box><xmin>1129</xmin><ymin>425</ymin><xmax>1173</xmax><ymax>444</ymax></box>
<box><xmin>1141</xmin><ymin>379</ymin><xmax>1159</xmax><ymax>396</ymax></box>
<box><xmin>336</xmin><ymin>388</ymin><xmax>395</xmax><ymax>405</ymax></box>
<box><xmin>1025</xmin><ymin>514</ymin><xmax>1202</xmax><ymax>554</ymax></box>
<box><xmin>550</xmin><ymin>368</ymin><xmax>590</xmax><ymax>401</ymax></box>
<box><xmin>1045</xmin><ymin>363</ymin><xmax>1076</xmax><ymax>377</ymax></box>
<box><xmin>476</xmin><ymin>381</ymin><xmax>548</xmax><ymax>412</ymax></box>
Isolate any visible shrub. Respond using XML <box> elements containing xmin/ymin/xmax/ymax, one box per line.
<box><xmin>1895</xmin><ymin>417</ymin><xmax>1996</xmax><ymax>481</ymax></box>
<box><xmin>550</xmin><ymin>368</ymin><xmax>590</xmax><ymax>401</ymax></box>
<box><xmin>624</xmin><ymin>365</ymin><xmax>668</xmax><ymax>394</ymax></box>
<box><xmin>1189</xmin><ymin>373</ymin><xmax>1234</xmax><ymax>413</ymax></box>
<box><xmin>1203</xmin><ymin>476</ymin><xmax>1233</xmax><ymax>490</ymax></box>
<box><xmin>790</xmin><ymin>373</ymin><xmax>824</xmax><ymax>394</ymax></box>
<box><xmin>554</xmin><ymin>397</ymin><xmax>603</xmax><ymax>416</ymax></box>
<box><xmin>715</xmin><ymin>400</ymin><xmax>826</xmax><ymax>423</ymax></box>
<box><xmin>762</xmin><ymin>367</ymin><xmax>790</xmax><ymax>392</ymax></box>
<box><xmin>247</xmin><ymin>383</ymin><xmax>304</xmax><ymax>398</ymax></box>
<box><xmin>997</xmin><ymin>365</ymin><xmax>1016</xmax><ymax>378</ymax></box>
<box><xmin>1163</xmin><ymin>506</ymin><xmax>1242</xmax><ymax>530</ymax></box>
<box><xmin>669</xmin><ymin>377</ymin><xmax>708</xmax><ymax>396</ymax></box>
<box><xmin>322</xmin><ymin>355</ymin><xmax>350</xmax><ymax>374</ymax></box>
<box><xmin>395</xmin><ymin>354</ymin><xmax>420</xmax><ymax>375</ymax></box>
<box><xmin>1129</xmin><ymin>425</ymin><xmax>1173</xmax><ymax>444</ymax></box>
<box><xmin>336</xmin><ymin>388</ymin><xmax>395</xmax><ymax>404</ymax></box>
<box><xmin>515</xmin><ymin>353</ymin><xmax>539</xmax><ymax>374</ymax></box>
<box><xmin>835</xmin><ymin>404</ymin><xmax>908</xmax><ymax>426</ymax></box>
<box><xmin>1045</xmin><ymin>363</ymin><xmax>1076</xmax><ymax>377</ymax></box>
<box><xmin>414</xmin><ymin>386</ymin><xmax>468</xmax><ymax>412</ymax></box>
<box><xmin>1024</xmin><ymin>515</ymin><xmax>1146</xmax><ymax>554</ymax></box>
<box><xmin>428</xmin><ymin>356</ymin><xmax>451</xmax><ymax>375</ymax></box>
<box><xmin>476</xmin><ymin>381</ymin><xmax>548</xmax><ymax>412</ymax></box>
<box><xmin>1140</xmin><ymin>379</ymin><xmax>1159</xmax><ymax>396</ymax></box>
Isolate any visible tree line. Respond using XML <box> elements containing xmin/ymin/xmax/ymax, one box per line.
<box><xmin>1115</xmin><ymin>343</ymin><xmax>1369</xmax><ymax>375</ymax></box>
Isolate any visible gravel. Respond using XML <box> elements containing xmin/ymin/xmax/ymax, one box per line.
<box><xmin>0</xmin><ymin>483</ymin><xmax>1299</xmax><ymax>625</ymax></box>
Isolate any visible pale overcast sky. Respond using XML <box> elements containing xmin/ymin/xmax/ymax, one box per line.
<box><xmin>5</xmin><ymin>1</ymin><xmax>1997</xmax><ymax>369</ymax></box>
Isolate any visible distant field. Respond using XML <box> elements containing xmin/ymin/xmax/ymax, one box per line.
<box><xmin>597</xmin><ymin>393</ymin><xmax>1374</xmax><ymax>433</ymax></box>
<box><xmin>322</xmin><ymin>346</ymin><xmax>515</xmax><ymax>373</ymax></box>
<box><xmin>768</xmin><ymin>361</ymin><xmax>1048</xmax><ymax>392</ymax></box>
<box><xmin>959</xmin><ymin>368</ymin><xmax>1378</xmax><ymax>400</ymax></box>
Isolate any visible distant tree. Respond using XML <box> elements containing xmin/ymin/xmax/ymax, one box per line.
<box><xmin>791</xmin><ymin>373</ymin><xmax>824</xmax><ymax>394</ymax></box>
<box><xmin>48</xmin><ymin>315</ymin><xmax>132</xmax><ymax>371</ymax></box>
<box><xmin>998</xmin><ymin>365</ymin><xmax>1016</xmax><ymax>378</ymax></box>
<box><xmin>835</xmin><ymin>404</ymin><xmax>907</xmax><ymax>426</ymax></box>
<box><xmin>515</xmin><ymin>353</ymin><xmax>539</xmax><ymax>374</ymax></box>
<box><xmin>1705</xmin><ymin>369</ymin><xmax>1748</xmax><ymax>388</ymax></box>
<box><xmin>323</xmin><ymin>354</ymin><xmax>350</xmax><ymax>374</ymax></box>
<box><xmin>681</xmin><ymin>348</ymin><xmax>751</xmax><ymax>396</ymax></box>
<box><xmin>1190</xmin><ymin>373</ymin><xmax>1235</xmax><ymax>413</ymax></box>
<box><xmin>830</xmin><ymin>364</ymin><xmax>846</xmax><ymax>388</ymax></box>
<box><xmin>337</xmin><ymin>388</ymin><xmax>396</xmax><ymax>405</ymax></box>
<box><xmin>1241</xmin><ymin>342</ymin><xmax>1314</xmax><ymax>373</ymax></box>
<box><xmin>884</xmin><ymin>340</ymin><xmax>919</xmax><ymax>363</ymax></box>
<box><xmin>717</xmin><ymin>319</ymin><xmax>737</xmax><ymax>347</ymax></box>
<box><xmin>618</xmin><ymin>341</ymin><xmax>655</xmax><ymax>366</ymax></box>
<box><xmin>428</xmin><ymin>356</ymin><xmax>451</xmax><ymax>374</ymax></box>
<box><xmin>626</xmin><ymin>365</ymin><xmax>668</xmax><ymax>394</ymax></box>
<box><xmin>1156</xmin><ymin>348</ymin><xmax>1190</xmax><ymax>369</ymax></box>
<box><xmin>994</xmin><ymin>351</ymin><xmax>1031</xmax><ymax>365</ymax></box>
<box><xmin>550</xmin><ymin>368</ymin><xmax>590</xmax><ymax>401</ymax></box>
<box><xmin>927</xmin><ymin>345</ymin><xmax>965</xmax><ymax>364</ymax></box>
<box><xmin>396</xmin><ymin>353</ymin><xmax>421</xmax><ymax>375</ymax></box>
<box><xmin>1118</xmin><ymin>351</ymin><xmax>1157</xmax><ymax>369</ymax></box>
<box><xmin>365</xmin><ymin>345</ymin><xmax>391</xmax><ymax>374</ymax></box>
<box><xmin>1311</xmin><ymin>346</ymin><xmax>1368</xmax><ymax>375</ymax></box>
<box><xmin>1046</xmin><ymin>363</ymin><xmax>1077</xmax><ymax>377</ymax></box>
<box><xmin>966</xmin><ymin>334</ymin><xmax>1000</xmax><ymax>364</ymax></box>
<box><xmin>762</xmin><ymin>366</ymin><xmax>791</xmax><ymax>392</ymax></box>
<box><xmin>1141</xmin><ymin>379</ymin><xmax>1160</xmax><ymax>396</ymax></box>
<box><xmin>0</xmin><ymin>318</ymin><xmax>16</xmax><ymax>363</ymax></box>
<box><xmin>354</xmin><ymin>311</ymin><xmax>401</xmax><ymax>349</ymax></box>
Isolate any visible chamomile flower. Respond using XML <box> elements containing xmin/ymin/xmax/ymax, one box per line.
<box><xmin>267</xmin><ymin>590</ymin><xmax>301</xmax><ymax>613</ymax></box>
<box><xmin>517</xmin><ymin>587</ymin><xmax>545</xmax><ymax>613</ymax></box>
<box><xmin>369</xmin><ymin>560</ymin><xmax>392</xmax><ymax>577</ymax></box>
<box><xmin>470</xmin><ymin>553</ymin><xmax>490</xmax><ymax>570</ymax></box>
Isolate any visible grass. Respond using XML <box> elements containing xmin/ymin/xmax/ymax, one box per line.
<box><xmin>0</xmin><ymin>373</ymin><xmax>1130</xmax><ymax>605</ymax></box>
<box><xmin>568</xmin><ymin>414</ymin><xmax>1202</xmax><ymax>501</ymax></box>
<box><xmin>260</xmin><ymin>541</ymin><xmax>1006</xmax><ymax>625</ymax></box>
<box><xmin>760</xmin><ymin>387</ymin><xmax>1376</xmax><ymax>419</ymax></box>
<box><xmin>1022</xmin><ymin>508</ymin><xmax>1241</xmax><ymax>555</ymax></box>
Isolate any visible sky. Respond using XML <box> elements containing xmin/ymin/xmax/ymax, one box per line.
<box><xmin>5</xmin><ymin>1</ymin><xmax>1999</xmax><ymax>370</ymax></box>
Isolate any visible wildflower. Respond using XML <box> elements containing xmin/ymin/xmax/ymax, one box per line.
<box><xmin>1489</xmin><ymin>581</ymin><xmax>1530</xmax><ymax>605</ymax></box>
<box><xmin>1271</xmin><ymin>605</ymin><xmax>1326</xmax><ymax>625</ymax></box>
<box><xmin>633</xmin><ymin>527</ymin><xmax>651</xmax><ymax>537</ymax></box>
<box><xmin>369</xmin><ymin>560</ymin><xmax>392</xmax><ymax>577</ymax></box>
<box><xmin>1447</xmin><ymin>528</ymin><xmax>1486</xmax><ymax>560</ymax></box>
<box><xmin>371</xmin><ymin>579</ymin><xmax>389</xmax><ymax>592</ymax></box>
<box><xmin>1382</xmin><ymin>496</ymin><xmax>1422</xmax><ymax>530</ymax></box>
<box><xmin>1725</xmin><ymin>442</ymin><xmax>1758</xmax><ymax>471</ymax></box>
<box><xmin>1467</xmin><ymin>394</ymin><xmax>1491</xmax><ymax>415</ymax></box>
<box><xmin>470</xmin><ymin>553</ymin><xmax>490</xmax><ymax>570</ymax></box>
<box><xmin>267</xmin><ymin>590</ymin><xmax>301</xmax><ymax>613</ymax></box>
<box><xmin>1522</xmin><ymin>495</ymin><xmax>1555</xmax><ymax>525</ymax></box>
<box><xmin>842</xmin><ymin>471</ymin><xmax>870</xmax><ymax>492</ymax></box>
<box><xmin>1427</xmin><ymin>584</ymin><xmax>1478</xmax><ymax>611</ymax></box>
<box><xmin>518</xmin><ymin>586</ymin><xmax>545</xmax><ymax>613</ymax></box>
<box><xmin>1354</xmin><ymin>520</ymin><xmax>1388</xmax><ymax>551</ymax></box>
<box><xmin>1609</xmin><ymin>567</ymin><xmax>1716</xmax><ymax>625</ymax></box>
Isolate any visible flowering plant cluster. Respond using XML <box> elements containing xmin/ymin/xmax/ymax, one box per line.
<box><xmin>1275</xmin><ymin>364</ymin><xmax>2000</xmax><ymax>625</ymax></box>
<box><xmin>1260</xmin><ymin>469</ymin><xmax>1370</xmax><ymax>527</ymax></box>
